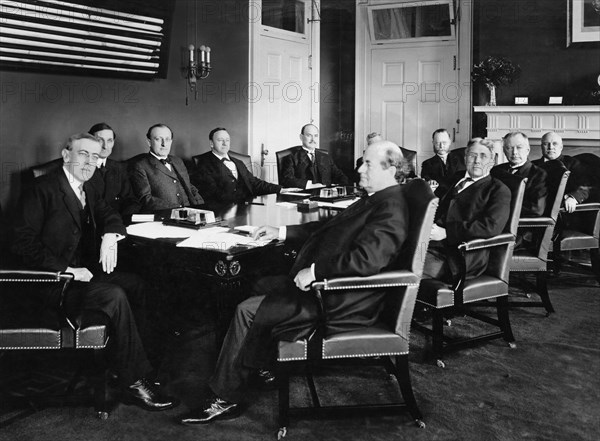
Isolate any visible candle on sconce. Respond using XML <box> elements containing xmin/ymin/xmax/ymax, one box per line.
<box><xmin>199</xmin><ymin>45</ymin><xmax>206</xmax><ymax>63</ymax></box>
<box><xmin>206</xmin><ymin>46</ymin><xmax>211</xmax><ymax>64</ymax></box>
<box><xmin>188</xmin><ymin>44</ymin><xmax>195</xmax><ymax>63</ymax></box>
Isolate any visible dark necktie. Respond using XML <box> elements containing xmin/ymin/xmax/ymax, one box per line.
<box><xmin>510</xmin><ymin>166</ymin><xmax>519</xmax><ymax>174</ymax></box>
<box><xmin>454</xmin><ymin>177</ymin><xmax>473</xmax><ymax>195</ymax></box>
<box><xmin>222</xmin><ymin>157</ymin><xmax>238</xmax><ymax>179</ymax></box>
<box><xmin>159</xmin><ymin>158</ymin><xmax>171</xmax><ymax>166</ymax></box>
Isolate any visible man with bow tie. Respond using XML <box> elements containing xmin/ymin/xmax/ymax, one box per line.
<box><xmin>191</xmin><ymin>127</ymin><xmax>282</xmax><ymax>206</ymax></box>
<box><xmin>88</xmin><ymin>123</ymin><xmax>140</xmax><ymax>223</ymax></box>
<box><xmin>423</xmin><ymin>138</ymin><xmax>511</xmax><ymax>282</ymax></box>
<box><xmin>130</xmin><ymin>123</ymin><xmax>204</xmax><ymax>212</ymax></box>
<box><xmin>279</xmin><ymin>124</ymin><xmax>350</xmax><ymax>189</ymax></box>
<box><xmin>12</xmin><ymin>133</ymin><xmax>177</xmax><ymax>412</ymax></box>
<box><xmin>180</xmin><ymin>140</ymin><xmax>409</xmax><ymax>425</ymax></box>
<box><xmin>491</xmin><ymin>132</ymin><xmax>547</xmax><ymax>217</ymax></box>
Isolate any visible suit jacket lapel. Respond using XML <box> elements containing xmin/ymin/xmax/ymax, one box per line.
<box><xmin>57</xmin><ymin>171</ymin><xmax>82</xmax><ymax>228</ymax></box>
<box><xmin>149</xmin><ymin>154</ymin><xmax>176</xmax><ymax>178</ymax></box>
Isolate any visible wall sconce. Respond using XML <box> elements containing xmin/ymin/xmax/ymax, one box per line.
<box><xmin>186</xmin><ymin>44</ymin><xmax>211</xmax><ymax>102</ymax></box>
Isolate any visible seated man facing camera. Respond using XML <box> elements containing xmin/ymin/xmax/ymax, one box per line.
<box><xmin>130</xmin><ymin>123</ymin><xmax>204</xmax><ymax>212</ymax></box>
<box><xmin>423</xmin><ymin>138</ymin><xmax>511</xmax><ymax>282</ymax></box>
<box><xmin>191</xmin><ymin>127</ymin><xmax>283</xmax><ymax>206</ymax></box>
<box><xmin>280</xmin><ymin>124</ymin><xmax>350</xmax><ymax>189</ymax></box>
<box><xmin>180</xmin><ymin>141</ymin><xmax>409</xmax><ymax>425</ymax></box>
<box><xmin>12</xmin><ymin>133</ymin><xmax>176</xmax><ymax>411</ymax></box>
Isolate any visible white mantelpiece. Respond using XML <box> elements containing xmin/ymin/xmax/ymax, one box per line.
<box><xmin>474</xmin><ymin>105</ymin><xmax>600</xmax><ymax>149</ymax></box>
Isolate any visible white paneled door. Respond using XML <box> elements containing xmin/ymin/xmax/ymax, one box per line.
<box><xmin>249</xmin><ymin>0</ymin><xmax>319</xmax><ymax>183</ymax></box>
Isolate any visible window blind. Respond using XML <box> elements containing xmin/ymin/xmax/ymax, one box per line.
<box><xmin>0</xmin><ymin>0</ymin><xmax>174</xmax><ymax>78</ymax></box>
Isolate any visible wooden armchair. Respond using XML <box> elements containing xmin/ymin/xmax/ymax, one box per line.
<box><xmin>414</xmin><ymin>173</ymin><xmax>526</xmax><ymax>367</ymax></box>
<box><xmin>274</xmin><ymin>179</ymin><xmax>438</xmax><ymax>438</ymax></box>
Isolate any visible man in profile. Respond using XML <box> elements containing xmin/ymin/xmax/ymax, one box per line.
<box><xmin>423</xmin><ymin>138</ymin><xmax>511</xmax><ymax>282</ymax></box>
<box><xmin>279</xmin><ymin>124</ymin><xmax>350</xmax><ymax>189</ymax></box>
<box><xmin>421</xmin><ymin>128</ymin><xmax>464</xmax><ymax>197</ymax></box>
<box><xmin>88</xmin><ymin>122</ymin><xmax>140</xmax><ymax>223</ymax></box>
<box><xmin>130</xmin><ymin>123</ymin><xmax>204</xmax><ymax>212</ymax></box>
<box><xmin>12</xmin><ymin>133</ymin><xmax>176</xmax><ymax>411</ymax></box>
<box><xmin>491</xmin><ymin>132</ymin><xmax>547</xmax><ymax>217</ymax></box>
<box><xmin>191</xmin><ymin>127</ymin><xmax>283</xmax><ymax>206</ymax></box>
<box><xmin>180</xmin><ymin>141</ymin><xmax>409</xmax><ymax>425</ymax></box>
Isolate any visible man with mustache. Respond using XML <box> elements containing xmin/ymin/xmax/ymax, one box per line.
<box><xmin>279</xmin><ymin>124</ymin><xmax>350</xmax><ymax>189</ymax></box>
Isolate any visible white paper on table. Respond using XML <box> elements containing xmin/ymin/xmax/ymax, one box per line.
<box><xmin>276</xmin><ymin>202</ymin><xmax>298</xmax><ymax>209</ymax></box>
<box><xmin>126</xmin><ymin>221</ymin><xmax>205</xmax><ymax>239</ymax></box>
<box><xmin>233</xmin><ymin>225</ymin><xmax>257</xmax><ymax>234</ymax></box>
<box><xmin>279</xmin><ymin>187</ymin><xmax>304</xmax><ymax>193</ymax></box>
<box><xmin>280</xmin><ymin>191</ymin><xmax>311</xmax><ymax>197</ymax></box>
<box><xmin>316</xmin><ymin>197</ymin><xmax>360</xmax><ymax>209</ymax></box>
<box><xmin>176</xmin><ymin>230</ymin><xmax>272</xmax><ymax>250</ymax></box>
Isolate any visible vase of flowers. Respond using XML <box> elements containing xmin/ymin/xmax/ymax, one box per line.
<box><xmin>472</xmin><ymin>56</ymin><xmax>521</xmax><ymax>106</ymax></box>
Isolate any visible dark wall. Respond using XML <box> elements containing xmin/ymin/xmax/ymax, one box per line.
<box><xmin>0</xmin><ymin>0</ymin><xmax>249</xmax><ymax>210</ymax></box>
<box><xmin>319</xmin><ymin>1</ymin><xmax>355</xmax><ymax>177</ymax></box>
<box><xmin>472</xmin><ymin>0</ymin><xmax>600</xmax><ymax>136</ymax></box>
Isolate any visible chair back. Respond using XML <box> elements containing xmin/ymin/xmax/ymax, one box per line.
<box><xmin>542</xmin><ymin>164</ymin><xmax>570</xmax><ymax>220</ymax></box>
<box><xmin>275</xmin><ymin>147</ymin><xmax>301</xmax><ymax>185</ymax></box>
<box><xmin>485</xmin><ymin>174</ymin><xmax>527</xmax><ymax>280</ymax></box>
<box><xmin>192</xmin><ymin>150</ymin><xmax>257</xmax><ymax>176</ymax></box>
<box><xmin>31</xmin><ymin>158</ymin><xmax>63</xmax><ymax>179</ymax></box>
<box><xmin>399</xmin><ymin>147</ymin><xmax>418</xmax><ymax>178</ymax></box>
<box><xmin>397</xmin><ymin>179</ymin><xmax>439</xmax><ymax>277</ymax></box>
<box><xmin>447</xmin><ymin>147</ymin><xmax>466</xmax><ymax>171</ymax></box>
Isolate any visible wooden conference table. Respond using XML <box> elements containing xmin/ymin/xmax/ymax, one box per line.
<box><xmin>124</xmin><ymin>191</ymin><xmax>355</xmax><ymax>332</ymax></box>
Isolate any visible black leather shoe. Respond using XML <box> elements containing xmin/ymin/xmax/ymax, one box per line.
<box><xmin>180</xmin><ymin>397</ymin><xmax>240</xmax><ymax>425</ymax></box>
<box><xmin>124</xmin><ymin>378</ymin><xmax>178</xmax><ymax>411</ymax></box>
<box><xmin>255</xmin><ymin>369</ymin><xmax>277</xmax><ymax>390</ymax></box>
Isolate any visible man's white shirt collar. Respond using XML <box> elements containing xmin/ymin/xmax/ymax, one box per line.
<box><xmin>212</xmin><ymin>151</ymin><xmax>231</xmax><ymax>161</ymax></box>
<box><xmin>62</xmin><ymin>165</ymin><xmax>84</xmax><ymax>196</ymax></box>
<box><xmin>150</xmin><ymin>151</ymin><xmax>168</xmax><ymax>161</ymax></box>
<box><xmin>96</xmin><ymin>157</ymin><xmax>107</xmax><ymax>168</ymax></box>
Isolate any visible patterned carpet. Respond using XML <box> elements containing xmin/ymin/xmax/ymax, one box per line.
<box><xmin>1</xmin><ymin>255</ymin><xmax>598</xmax><ymax>441</ymax></box>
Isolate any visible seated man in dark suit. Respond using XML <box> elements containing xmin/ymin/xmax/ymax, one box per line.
<box><xmin>280</xmin><ymin>124</ymin><xmax>350</xmax><ymax>189</ymax></box>
<box><xmin>423</xmin><ymin>138</ymin><xmax>511</xmax><ymax>282</ymax></box>
<box><xmin>191</xmin><ymin>127</ymin><xmax>283</xmax><ymax>205</ymax></box>
<box><xmin>491</xmin><ymin>132</ymin><xmax>547</xmax><ymax>217</ymax></box>
<box><xmin>421</xmin><ymin>128</ymin><xmax>464</xmax><ymax>197</ymax></box>
<box><xmin>11</xmin><ymin>133</ymin><xmax>176</xmax><ymax>411</ymax></box>
<box><xmin>533</xmin><ymin>132</ymin><xmax>594</xmax><ymax>212</ymax></box>
<box><xmin>88</xmin><ymin>123</ymin><xmax>141</xmax><ymax>223</ymax></box>
<box><xmin>180</xmin><ymin>140</ymin><xmax>409</xmax><ymax>425</ymax></box>
<box><xmin>130</xmin><ymin>124</ymin><xmax>204</xmax><ymax>212</ymax></box>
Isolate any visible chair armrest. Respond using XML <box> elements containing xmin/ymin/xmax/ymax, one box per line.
<box><xmin>562</xmin><ymin>203</ymin><xmax>600</xmax><ymax>213</ymax></box>
<box><xmin>312</xmin><ymin>270</ymin><xmax>419</xmax><ymax>291</ymax></box>
<box><xmin>518</xmin><ymin>217</ymin><xmax>555</xmax><ymax>228</ymax></box>
<box><xmin>457</xmin><ymin>233</ymin><xmax>515</xmax><ymax>252</ymax></box>
<box><xmin>0</xmin><ymin>269</ymin><xmax>73</xmax><ymax>283</ymax></box>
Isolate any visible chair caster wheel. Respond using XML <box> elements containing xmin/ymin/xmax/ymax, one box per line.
<box><xmin>415</xmin><ymin>419</ymin><xmax>426</xmax><ymax>429</ymax></box>
<box><xmin>277</xmin><ymin>427</ymin><xmax>287</xmax><ymax>440</ymax></box>
<box><xmin>97</xmin><ymin>411</ymin><xmax>109</xmax><ymax>420</ymax></box>
<box><xmin>436</xmin><ymin>359</ymin><xmax>446</xmax><ymax>368</ymax></box>
<box><xmin>508</xmin><ymin>342</ymin><xmax>517</xmax><ymax>349</ymax></box>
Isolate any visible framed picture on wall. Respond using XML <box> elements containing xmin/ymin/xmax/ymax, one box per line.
<box><xmin>568</xmin><ymin>0</ymin><xmax>600</xmax><ymax>46</ymax></box>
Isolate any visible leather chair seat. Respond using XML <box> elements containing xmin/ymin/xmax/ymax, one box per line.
<box><xmin>511</xmin><ymin>249</ymin><xmax>547</xmax><ymax>271</ymax></box>
<box><xmin>418</xmin><ymin>275</ymin><xmax>508</xmax><ymax>308</ymax></box>
<box><xmin>0</xmin><ymin>327</ymin><xmax>63</xmax><ymax>349</ymax></box>
<box><xmin>558</xmin><ymin>229</ymin><xmax>598</xmax><ymax>251</ymax></box>
<box><xmin>278</xmin><ymin>325</ymin><xmax>408</xmax><ymax>362</ymax></box>
<box><xmin>75</xmin><ymin>312</ymin><xmax>110</xmax><ymax>349</ymax></box>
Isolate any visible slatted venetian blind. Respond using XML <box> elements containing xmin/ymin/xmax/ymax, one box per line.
<box><xmin>0</xmin><ymin>0</ymin><xmax>174</xmax><ymax>78</ymax></box>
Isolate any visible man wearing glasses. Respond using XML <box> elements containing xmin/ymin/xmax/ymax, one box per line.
<box><xmin>12</xmin><ymin>133</ymin><xmax>177</xmax><ymax>412</ymax></box>
<box><xmin>422</xmin><ymin>137</ymin><xmax>511</xmax><ymax>282</ymax></box>
<box><xmin>130</xmin><ymin>123</ymin><xmax>204</xmax><ymax>212</ymax></box>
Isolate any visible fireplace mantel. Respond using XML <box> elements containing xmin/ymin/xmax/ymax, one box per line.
<box><xmin>474</xmin><ymin>105</ymin><xmax>600</xmax><ymax>148</ymax></box>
